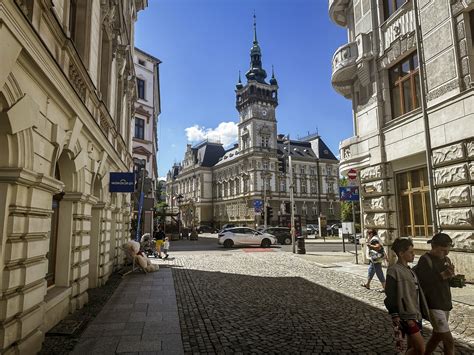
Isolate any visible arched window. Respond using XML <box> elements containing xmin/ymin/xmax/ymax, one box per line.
<box><xmin>46</xmin><ymin>165</ymin><xmax>64</xmax><ymax>286</ymax></box>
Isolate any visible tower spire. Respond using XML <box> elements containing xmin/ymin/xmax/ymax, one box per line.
<box><xmin>253</xmin><ymin>11</ymin><xmax>258</xmax><ymax>44</ymax></box>
<box><xmin>270</xmin><ymin>65</ymin><xmax>278</xmax><ymax>85</ymax></box>
<box><xmin>246</xmin><ymin>13</ymin><xmax>267</xmax><ymax>83</ymax></box>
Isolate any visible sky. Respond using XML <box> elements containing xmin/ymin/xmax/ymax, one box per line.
<box><xmin>134</xmin><ymin>0</ymin><xmax>353</xmax><ymax>179</ymax></box>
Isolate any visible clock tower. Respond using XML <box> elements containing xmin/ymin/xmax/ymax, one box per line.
<box><xmin>236</xmin><ymin>15</ymin><xmax>278</xmax><ymax>152</ymax></box>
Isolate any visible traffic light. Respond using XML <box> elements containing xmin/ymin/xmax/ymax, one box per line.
<box><xmin>267</xmin><ymin>206</ymin><xmax>273</xmax><ymax>223</ymax></box>
<box><xmin>278</xmin><ymin>158</ymin><xmax>286</xmax><ymax>173</ymax></box>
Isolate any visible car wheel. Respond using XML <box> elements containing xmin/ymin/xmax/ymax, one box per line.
<box><xmin>261</xmin><ymin>239</ymin><xmax>271</xmax><ymax>248</ymax></box>
<box><xmin>283</xmin><ymin>237</ymin><xmax>292</xmax><ymax>245</ymax></box>
<box><xmin>223</xmin><ymin>239</ymin><xmax>234</xmax><ymax>248</ymax></box>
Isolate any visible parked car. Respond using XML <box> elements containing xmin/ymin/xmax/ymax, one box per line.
<box><xmin>347</xmin><ymin>233</ymin><xmax>362</xmax><ymax>244</ymax></box>
<box><xmin>196</xmin><ymin>225</ymin><xmax>217</xmax><ymax>234</ymax></box>
<box><xmin>219</xmin><ymin>223</ymin><xmax>236</xmax><ymax>233</ymax></box>
<box><xmin>306</xmin><ymin>224</ymin><xmax>319</xmax><ymax>235</ymax></box>
<box><xmin>261</xmin><ymin>227</ymin><xmax>292</xmax><ymax>245</ymax></box>
<box><xmin>327</xmin><ymin>223</ymin><xmax>342</xmax><ymax>236</ymax></box>
<box><xmin>218</xmin><ymin>227</ymin><xmax>278</xmax><ymax>248</ymax></box>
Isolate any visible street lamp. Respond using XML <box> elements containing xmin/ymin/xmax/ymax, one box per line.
<box><xmin>283</xmin><ymin>135</ymin><xmax>296</xmax><ymax>254</ymax></box>
<box><xmin>176</xmin><ymin>193</ymin><xmax>183</xmax><ymax>238</ymax></box>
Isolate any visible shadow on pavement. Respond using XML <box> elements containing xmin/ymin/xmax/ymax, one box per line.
<box><xmin>173</xmin><ymin>268</ymin><xmax>473</xmax><ymax>354</ymax></box>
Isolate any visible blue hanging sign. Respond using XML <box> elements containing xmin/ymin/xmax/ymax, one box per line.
<box><xmin>339</xmin><ymin>186</ymin><xmax>360</xmax><ymax>201</ymax></box>
<box><xmin>109</xmin><ymin>172</ymin><xmax>135</xmax><ymax>193</ymax></box>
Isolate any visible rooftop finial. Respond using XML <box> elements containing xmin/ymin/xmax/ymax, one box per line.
<box><xmin>238</xmin><ymin>70</ymin><xmax>242</xmax><ymax>83</ymax></box>
<box><xmin>253</xmin><ymin>11</ymin><xmax>258</xmax><ymax>44</ymax></box>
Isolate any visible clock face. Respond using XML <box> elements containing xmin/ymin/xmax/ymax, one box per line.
<box><xmin>262</xmin><ymin>109</ymin><xmax>267</xmax><ymax>116</ymax></box>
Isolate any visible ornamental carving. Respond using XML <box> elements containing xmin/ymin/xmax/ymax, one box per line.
<box><xmin>470</xmin><ymin>163</ymin><xmax>474</xmax><ymax>180</ymax></box>
<box><xmin>434</xmin><ymin>164</ymin><xmax>468</xmax><ymax>186</ymax></box>
<box><xmin>467</xmin><ymin>140</ymin><xmax>474</xmax><ymax>157</ymax></box>
<box><xmin>446</xmin><ymin>230</ymin><xmax>474</xmax><ymax>250</ymax></box>
<box><xmin>69</xmin><ymin>62</ymin><xmax>86</xmax><ymax>101</ymax></box>
<box><xmin>432</xmin><ymin>143</ymin><xmax>464</xmax><ymax>166</ymax></box>
<box><xmin>377</xmin><ymin>229</ymin><xmax>395</xmax><ymax>244</ymax></box>
<box><xmin>437</xmin><ymin>185</ymin><xmax>471</xmax><ymax>206</ymax></box>
<box><xmin>362</xmin><ymin>196</ymin><xmax>386</xmax><ymax>211</ymax></box>
<box><xmin>439</xmin><ymin>208</ymin><xmax>473</xmax><ymax>227</ymax></box>
<box><xmin>362</xmin><ymin>180</ymin><xmax>385</xmax><ymax>195</ymax></box>
<box><xmin>364</xmin><ymin>213</ymin><xmax>391</xmax><ymax>228</ymax></box>
<box><xmin>360</xmin><ymin>165</ymin><xmax>383</xmax><ymax>182</ymax></box>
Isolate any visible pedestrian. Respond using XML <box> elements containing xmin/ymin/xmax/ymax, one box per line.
<box><xmin>361</xmin><ymin>229</ymin><xmax>386</xmax><ymax>290</ymax></box>
<box><xmin>154</xmin><ymin>226</ymin><xmax>165</xmax><ymax>258</ymax></box>
<box><xmin>162</xmin><ymin>236</ymin><xmax>170</xmax><ymax>259</ymax></box>
<box><xmin>414</xmin><ymin>233</ymin><xmax>455</xmax><ymax>355</ymax></box>
<box><xmin>385</xmin><ymin>237</ymin><xmax>429</xmax><ymax>355</ymax></box>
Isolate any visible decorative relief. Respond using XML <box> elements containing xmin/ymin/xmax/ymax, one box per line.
<box><xmin>377</xmin><ymin>229</ymin><xmax>395</xmax><ymax>244</ymax></box>
<box><xmin>467</xmin><ymin>140</ymin><xmax>474</xmax><ymax>157</ymax></box>
<box><xmin>437</xmin><ymin>185</ymin><xmax>471</xmax><ymax>206</ymax></box>
<box><xmin>360</xmin><ymin>165</ymin><xmax>384</xmax><ymax>182</ymax></box>
<box><xmin>364</xmin><ymin>213</ymin><xmax>392</xmax><ymax>228</ymax></box>
<box><xmin>362</xmin><ymin>180</ymin><xmax>387</xmax><ymax>196</ymax></box>
<box><xmin>426</xmin><ymin>80</ymin><xmax>460</xmax><ymax>102</ymax></box>
<box><xmin>470</xmin><ymin>163</ymin><xmax>474</xmax><ymax>180</ymax></box>
<box><xmin>439</xmin><ymin>208</ymin><xmax>473</xmax><ymax>227</ymax></box>
<box><xmin>434</xmin><ymin>164</ymin><xmax>468</xmax><ymax>186</ymax></box>
<box><xmin>69</xmin><ymin>63</ymin><xmax>86</xmax><ymax>101</ymax></box>
<box><xmin>362</xmin><ymin>196</ymin><xmax>387</xmax><ymax>211</ymax></box>
<box><xmin>444</xmin><ymin>230</ymin><xmax>474</xmax><ymax>250</ymax></box>
<box><xmin>432</xmin><ymin>143</ymin><xmax>464</xmax><ymax>166</ymax></box>
<box><xmin>382</xmin><ymin>9</ymin><xmax>415</xmax><ymax>52</ymax></box>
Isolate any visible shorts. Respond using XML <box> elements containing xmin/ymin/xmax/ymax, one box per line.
<box><xmin>399</xmin><ymin>320</ymin><xmax>422</xmax><ymax>336</ymax></box>
<box><xmin>155</xmin><ymin>240</ymin><xmax>164</xmax><ymax>248</ymax></box>
<box><xmin>429</xmin><ymin>309</ymin><xmax>450</xmax><ymax>333</ymax></box>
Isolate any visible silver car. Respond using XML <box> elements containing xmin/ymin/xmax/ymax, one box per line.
<box><xmin>218</xmin><ymin>227</ymin><xmax>278</xmax><ymax>248</ymax></box>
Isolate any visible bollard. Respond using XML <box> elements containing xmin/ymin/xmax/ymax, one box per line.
<box><xmin>296</xmin><ymin>236</ymin><xmax>306</xmax><ymax>254</ymax></box>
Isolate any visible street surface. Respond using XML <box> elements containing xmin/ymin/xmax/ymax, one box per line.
<box><xmin>72</xmin><ymin>235</ymin><xmax>474</xmax><ymax>354</ymax></box>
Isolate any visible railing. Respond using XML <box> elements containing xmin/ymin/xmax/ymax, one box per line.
<box><xmin>331</xmin><ymin>42</ymin><xmax>358</xmax><ymax>97</ymax></box>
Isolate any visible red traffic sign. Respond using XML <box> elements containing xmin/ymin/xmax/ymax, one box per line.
<box><xmin>347</xmin><ymin>169</ymin><xmax>357</xmax><ymax>180</ymax></box>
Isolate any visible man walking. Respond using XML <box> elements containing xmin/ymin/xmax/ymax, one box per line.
<box><xmin>414</xmin><ymin>233</ymin><xmax>455</xmax><ymax>355</ymax></box>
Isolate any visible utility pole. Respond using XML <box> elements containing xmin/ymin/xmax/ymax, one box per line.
<box><xmin>285</xmin><ymin>135</ymin><xmax>296</xmax><ymax>254</ymax></box>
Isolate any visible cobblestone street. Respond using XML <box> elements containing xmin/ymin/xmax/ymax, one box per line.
<box><xmin>172</xmin><ymin>251</ymin><xmax>474</xmax><ymax>354</ymax></box>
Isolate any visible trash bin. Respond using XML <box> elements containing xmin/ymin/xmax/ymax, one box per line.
<box><xmin>296</xmin><ymin>236</ymin><xmax>306</xmax><ymax>254</ymax></box>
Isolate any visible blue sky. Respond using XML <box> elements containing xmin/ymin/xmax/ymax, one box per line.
<box><xmin>135</xmin><ymin>0</ymin><xmax>352</xmax><ymax>178</ymax></box>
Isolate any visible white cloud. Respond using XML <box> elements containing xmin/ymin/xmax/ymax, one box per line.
<box><xmin>185</xmin><ymin>121</ymin><xmax>238</xmax><ymax>147</ymax></box>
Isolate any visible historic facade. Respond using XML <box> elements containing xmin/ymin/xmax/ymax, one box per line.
<box><xmin>133</xmin><ymin>48</ymin><xmax>161</xmax><ymax>235</ymax></box>
<box><xmin>329</xmin><ymin>0</ymin><xmax>474</xmax><ymax>280</ymax></box>
<box><xmin>0</xmin><ymin>1</ymin><xmax>147</xmax><ymax>352</ymax></box>
<box><xmin>166</xmin><ymin>18</ymin><xmax>340</xmax><ymax>230</ymax></box>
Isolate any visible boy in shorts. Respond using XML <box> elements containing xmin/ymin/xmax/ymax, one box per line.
<box><xmin>414</xmin><ymin>233</ymin><xmax>455</xmax><ymax>355</ymax></box>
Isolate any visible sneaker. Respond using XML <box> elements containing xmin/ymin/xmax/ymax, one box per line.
<box><xmin>164</xmin><ymin>255</ymin><xmax>169</xmax><ymax>259</ymax></box>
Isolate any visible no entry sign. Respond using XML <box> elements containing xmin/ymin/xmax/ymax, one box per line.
<box><xmin>347</xmin><ymin>169</ymin><xmax>357</xmax><ymax>180</ymax></box>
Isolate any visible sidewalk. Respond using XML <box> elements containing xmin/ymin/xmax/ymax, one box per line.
<box><xmin>299</xmin><ymin>251</ymin><xmax>474</xmax><ymax>306</ymax></box>
<box><xmin>72</xmin><ymin>265</ymin><xmax>184</xmax><ymax>354</ymax></box>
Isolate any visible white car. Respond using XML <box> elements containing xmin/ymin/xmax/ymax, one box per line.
<box><xmin>218</xmin><ymin>227</ymin><xmax>278</xmax><ymax>248</ymax></box>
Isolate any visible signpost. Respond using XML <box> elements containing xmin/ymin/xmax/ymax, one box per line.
<box><xmin>340</xmin><ymin>169</ymin><xmax>360</xmax><ymax>263</ymax></box>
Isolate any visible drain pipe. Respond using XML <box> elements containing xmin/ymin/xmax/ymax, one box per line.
<box><xmin>413</xmin><ymin>0</ymin><xmax>439</xmax><ymax>233</ymax></box>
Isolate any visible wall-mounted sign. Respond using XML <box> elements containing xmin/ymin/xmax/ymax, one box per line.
<box><xmin>339</xmin><ymin>186</ymin><xmax>360</xmax><ymax>201</ymax></box>
<box><xmin>109</xmin><ymin>172</ymin><xmax>135</xmax><ymax>193</ymax></box>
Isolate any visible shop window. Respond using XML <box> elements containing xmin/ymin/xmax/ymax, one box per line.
<box><xmin>389</xmin><ymin>52</ymin><xmax>420</xmax><ymax>118</ymax></box>
<box><xmin>396</xmin><ymin>167</ymin><xmax>433</xmax><ymax>237</ymax></box>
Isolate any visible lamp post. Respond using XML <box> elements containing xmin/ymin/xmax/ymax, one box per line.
<box><xmin>284</xmin><ymin>135</ymin><xmax>296</xmax><ymax>254</ymax></box>
<box><xmin>176</xmin><ymin>193</ymin><xmax>183</xmax><ymax>239</ymax></box>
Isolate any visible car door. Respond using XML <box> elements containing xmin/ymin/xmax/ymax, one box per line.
<box><xmin>231</xmin><ymin>228</ymin><xmax>245</xmax><ymax>245</ymax></box>
<box><xmin>240</xmin><ymin>228</ymin><xmax>258</xmax><ymax>245</ymax></box>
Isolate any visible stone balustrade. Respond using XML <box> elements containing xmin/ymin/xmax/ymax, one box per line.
<box><xmin>328</xmin><ymin>0</ymin><xmax>351</xmax><ymax>27</ymax></box>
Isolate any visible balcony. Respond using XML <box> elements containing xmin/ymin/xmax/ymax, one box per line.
<box><xmin>328</xmin><ymin>0</ymin><xmax>351</xmax><ymax>27</ymax></box>
<box><xmin>331</xmin><ymin>33</ymin><xmax>373</xmax><ymax>98</ymax></box>
<box><xmin>338</xmin><ymin>136</ymin><xmax>370</xmax><ymax>176</ymax></box>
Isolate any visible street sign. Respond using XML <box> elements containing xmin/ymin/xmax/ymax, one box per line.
<box><xmin>109</xmin><ymin>172</ymin><xmax>135</xmax><ymax>192</ymax></box>
<box><xmin>253</xmin><ymin>199</ymin><xmax>263</xmax><ymax>212</ymax></box>
<box><xmin>339</xmin><ymin>186</ymin><xmax>360</xmax><ymax>201</ymax></box>
<box><xmin>347</xmin><ymin>169</ymin><xmax>357</xmax><ymax>180</ymax></box>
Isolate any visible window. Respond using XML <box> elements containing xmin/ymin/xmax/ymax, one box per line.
<box><xmin>47</xmin><ymin>166</ymin><xmax>63</xmax><ymax>286</ymax></box>
<box><xmin>383</xmin><ymin>0</ymin><xmax>406</xmax><ymax>20</ymax></box>
<box><xmin>328</xmin><ymin>181</ymin><xmax>334</xmax><ymax>193</ymax></box>
<box><xmin>262</xmin><ymin>161</ymin><xmax>269</xmax><ymax>170</ymax></box>
<box><xmin>138</xmin><ymin>59</ymin><xmax>146</xmax><ymax>66</ymax></box>
<box><xmin>329</xmin><ymin>201</ymin><xmax>334</xmax><ymax>216</ymax></box>
<box><xmin>300</xmin><ymin>165</ymin><xmax>305</xmax><ymax>174</ymax></box>
<box><xmin>390</xmin><ymin>52</ymin><xmax>420</xmax><ymax>118</ymax></box>
<box><xmin>301</xmin><ymin>182</ymin><xmax>307</xmax><ymax>194</ymax></box>
<box><xmin>261</xmin><ymin>135</ymin><xmax>270</xmax><ymax>147</ymax></box>
<box><xmin>327</xmin><ymin>167</ymin><xmax>332</xmax><ymax>176</ymax></box>
<box><xmin>396</xmin><ymin>167</ymin><xmax>433</xmax><ymax>237</ymax></box>
<box><xmin>134</xmin><ymin>117</ymin><xmax>145</xmax><ymax>139</ymax></box>
<box><xmin>280</xmin><ymin>179</ymin><xmax>286</xmax><ymax>192</ymax></box>
<box><xmin>236</xmin><ymin>179</ymin><xmax>240</xmax><ymax>195</ymax></box>
<box><xmin>310</xmin><ymin>182</ymin><xmax>317</xmax><ymax>194</ymax></box>
<box><xmin>310</xmin><ymin>168</ymin><xmax>315</xmax><ymax>175</ymax></box>
<box><xmin>137</xmin><ymin>78</ymin><xmax>145</xmax><ymax>99</ymax></box>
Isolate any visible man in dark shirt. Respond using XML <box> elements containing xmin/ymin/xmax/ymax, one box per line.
<box><xmin>414</xmin><ymin>233</ymin><xmax>455</xmax><ymax>355</ymax></box>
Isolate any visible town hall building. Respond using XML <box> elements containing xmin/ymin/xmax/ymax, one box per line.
<box><xmin>166</xmin><ymin>18</ymin><xmax>340</xmax><ymax>230</ymax></box>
